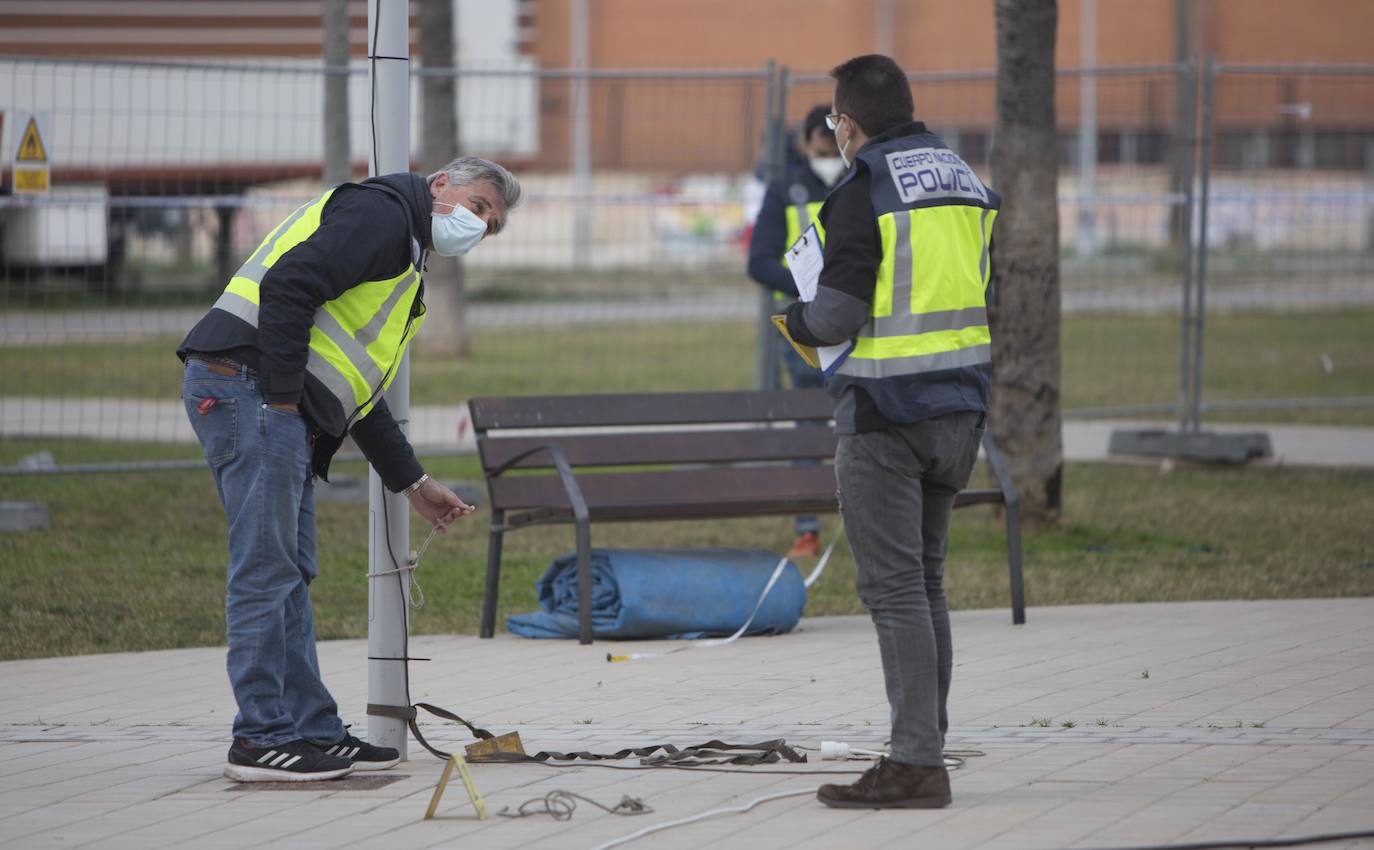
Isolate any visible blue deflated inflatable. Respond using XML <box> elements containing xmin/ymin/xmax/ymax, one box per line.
<box><xmin>506</xmin><ymin>548</ymin><xmax>806</xmax><ymax>640</ymax></box>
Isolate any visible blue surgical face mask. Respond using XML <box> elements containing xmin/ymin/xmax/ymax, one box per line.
<box><xmin>431</xmin><ymin>201</ymin><xmax>487</xmax><ymax>257</ymax></box>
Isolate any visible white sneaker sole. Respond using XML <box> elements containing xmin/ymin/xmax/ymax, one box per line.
<box><xmin>224</xmin><ymin>763</ymin><xmax>354</xmax><ymax>783</ymax></box>
<box><xmin>349</xmin><ymin>757</ymin><xmax>401</xmax><ymax>771</ymax></box>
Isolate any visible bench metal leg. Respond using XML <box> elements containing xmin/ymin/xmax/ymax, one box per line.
<box><xmin>575</xmin><ymin>516</ymin><xmax>593</xmax><ymax>645</ymax></box>
<box><xmin>1004</xmin><ymin>498</ymin><xmax>1026</xmax><ymax>625</ymax></box>
<box><xmin>479</xmin><ymin>511</ymin><xmax>505</xmax><ymax>639</ymax></box>
<box><xmin>981</xmin><ymin>431</ymin><xmax>1027</xmax><ymax>625</ymax></box>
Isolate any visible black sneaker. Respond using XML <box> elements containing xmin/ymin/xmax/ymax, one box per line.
<box><xmin>224</xmin><ymin>738</ymin><xmax>354</xmax><ymax>783</ymax></box>
<box><xmin>319</xmin><ymin>733</ymin><xmax>401</xmax><ymax>771</ymax></box>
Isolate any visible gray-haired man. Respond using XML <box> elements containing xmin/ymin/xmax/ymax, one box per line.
<box><xmin>177</xmin><ymin>157</ymin><xmax>521</xmax><ymax>782</ymax></box>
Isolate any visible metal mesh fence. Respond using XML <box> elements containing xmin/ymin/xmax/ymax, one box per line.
<box><xmin>1195</xmin><ymin>64</ymin><xmax>1374</xmax><ymax>425</ymax></box>
<box><xmin>0</xmin><ymin>59</ymin><xmax>772</xmax><ymax>471</ymax></box>
<box><xmin>2</xmin><ymin>58</ymin><xmax>1372</xmax><ymax>474</ymax></box>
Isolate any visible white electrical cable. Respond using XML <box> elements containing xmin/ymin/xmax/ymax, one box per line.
<box><xmin>589</xmin><ymin>787</ymin><xmax>815</xmax><ymax>850</ymax></box>
<box><xmin>607</xmin><ymin>527</ymin><xmax>845</xmax><ymax>664</ymax></box>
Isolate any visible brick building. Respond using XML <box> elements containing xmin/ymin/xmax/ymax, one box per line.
<box><xmin>1</xmin><ymin>0</ymin><xmax>1370</xmax><ymax>173</ymax></box>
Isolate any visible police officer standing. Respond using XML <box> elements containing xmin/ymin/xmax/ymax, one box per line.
<box><xmin>785</xmin><ymin>56</ymin><xmax>998</xmax><ymax>809</ymax></box>
<box><xmin>747</xmin><ymin>104</ymin><xmax>846</xmax><ymax>558</ymax></box>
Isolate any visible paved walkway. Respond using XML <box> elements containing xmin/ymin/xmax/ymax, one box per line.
<box><xmin>2</xmin><ymin>600</ymin><xmax>1372</xmax><ymax>849</ymax></box>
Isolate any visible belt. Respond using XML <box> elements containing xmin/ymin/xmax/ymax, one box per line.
<box><xmin>187</xmin><ymin>352</ymin><xmax>256</xmax><ymax>377</ymax></box>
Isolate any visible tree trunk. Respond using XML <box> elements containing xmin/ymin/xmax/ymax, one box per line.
<box><xmin>989</xmin><ymin>0</ymin><xmax>1062</xmax><ymax>526</ymax></box>
<box><xmin>416</xmin><ymin>0</ymin><xmax>469</xmax><ymax>357</ymax></box>
<box><xmin>322</xmin><ymin>0</ymin><xmax>351</xmax><ymax>187</ymax></box>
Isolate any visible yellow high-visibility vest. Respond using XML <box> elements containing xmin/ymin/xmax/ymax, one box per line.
<box><xmin>777</xmin><ymin>201</ymin><xmax>827</xmax><ymax>302</ymax></box>
<box><xmin>783</xmin><ymin>201</ymin><xmax>826</xmax><ymax>264</ymax></box>
<box><xmin>830</xmin><ymin>135</ymin><xmax>998</xmax><ymax>383</ymax></box>
<box><xmin>210</xmin><ymin>190</ymin><xmax>425</xmax><ymax>428</ymax></box>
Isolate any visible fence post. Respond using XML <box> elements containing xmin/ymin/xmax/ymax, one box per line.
<box><xmin>570</xmin><ymin>0</ymin><xmax>592</xmax><ymax>269</ymax></box>
<box><xmin>1177</xmin><ymin>59</ymin><xmax>1198</xmax><ymax>433</ymax></box>
<box><xmin>1188</xmin><ymin>56</ymin><xmax>1216</xmax><ymax>433</ymax></box>
<box><xmin>322</xmin><ymin>0</ymin><xmax>351</xmax><ymax>188</ymax></box>
<box><xmin>1076</xmin><ymin>0</ymin><xmax>1099</xmax><ymax>258</ymax></box>
<box><xmin>756</xmin><ymin>61</ymin><xmax>781</xmax><ymax>391</ymax></box>
<box><xmin>1107</xmin><ymin>58</ymin><xmax>1272</xmax><ymax>463</ymax></box>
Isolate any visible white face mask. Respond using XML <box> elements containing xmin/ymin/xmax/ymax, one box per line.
<box><xmin>431</xmin><ymin>201</ymin><xmax>487</xmax><ymax>257</ymax></box>
<box><xmin>810</xmin><ymin>156</ymin><xmax>846</xmax><ymax>186</ymax></box>
<box><xmin>835</xmin><ymin>117</ymin><xmax>855</xmax><ymax>168</ymax></box>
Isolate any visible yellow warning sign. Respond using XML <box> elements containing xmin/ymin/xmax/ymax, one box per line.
<box><xmin>12</xmin><ymin>113</ymin><xmax>51</xmax><ymax>194</ymax></box>
<box><xmin>14</xmin><ymin>169</ymin><xmax>48</xmax><ymax>192</ymax></box>
<box><xmin>16</xmin><ymin>117</ymin><xmax>47</xmax><ymax>162</ymax></box>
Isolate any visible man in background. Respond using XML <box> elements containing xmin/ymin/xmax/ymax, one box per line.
<box><xmin>747</xmin><ymin>104</ymin><xmax>847</xmax><ymax>559</ymax></box>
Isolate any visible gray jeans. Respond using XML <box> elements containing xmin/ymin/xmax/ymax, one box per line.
<box><xmin>835</xmin><ymin>410</ymin><xmax>986</xmax><ymax>767</ymax></box>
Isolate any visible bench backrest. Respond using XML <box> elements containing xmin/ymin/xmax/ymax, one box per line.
<box><xmin>470</xmin><ymin>390</ymin><xmax>836</xmax><ymax>473</ymax></box>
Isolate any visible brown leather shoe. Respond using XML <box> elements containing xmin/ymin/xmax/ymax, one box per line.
<box><xmin>817</xmin><ymin>757</ymin><xmax>952</xmax><ymax>809</ymax></box>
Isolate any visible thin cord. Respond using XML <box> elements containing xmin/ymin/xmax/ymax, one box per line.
<box><xmin>591</xmin><ymin>798</ymin><xmax>1374</xmax><ymax>850</ymax></box>
<box><xmin>497</xmin><ymin>790</ymin><xmax>652</xmax><ymax>821</ymax></box>
<box><xmin>1065</xmin><ymin>831</ymin><xmax>1374</xmax><ymax>850</ymax></box>
<box><xmin>368</xmin><ymin>0</ymin><xmax>379</xmax><ymax>177</ymax></box>
<box><xmin>590</xmin><ymin>788</ymin><xmax>815</xmax><ymax>850</ymax></box>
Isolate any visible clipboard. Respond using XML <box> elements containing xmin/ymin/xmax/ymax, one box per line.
<box><xmin>779</xmin><ymin>222</ymin><xmax>855</xmax><ymax>376</ymax></box>
<box><xmin>770</xmin><ymin>314</ymin><xmax>820</xmax><ymax>369</ymax></box>
<box><xmin>786</xmin><ymin>224</ymin><xmax>824</xmax><ymax>302</ymax></box>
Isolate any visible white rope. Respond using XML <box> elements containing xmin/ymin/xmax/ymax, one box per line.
<box><xmin>608</xmin><ymin>526</ymin><xmax>845</xmax><ymax>663</ymax></box>
<box><xmin>365</xmin><ymin>525</ymin><xmax>438</xmax><ymax>608</ymax></box>
<box><xmin>589</xmin><ymin>788</ymin><xmax>815</xmax><ymax>850</ymax></box>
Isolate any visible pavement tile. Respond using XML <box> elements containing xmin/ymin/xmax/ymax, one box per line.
<box><xmin>1</xmin><ymin>600</ymin><xmax>1372</xmax><ymax>849</ymax></box>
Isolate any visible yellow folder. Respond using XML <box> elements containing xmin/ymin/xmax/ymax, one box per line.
<box><xmin>770</xmin><ymin>314</ymin><xmax>821</xmax><ymax>369</ymax></box>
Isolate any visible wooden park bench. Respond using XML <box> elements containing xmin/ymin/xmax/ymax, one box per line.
<box><xmin>470</xmin><ymin>390</ymin><xmax>1025</xmax><ymax>645</ymax></box>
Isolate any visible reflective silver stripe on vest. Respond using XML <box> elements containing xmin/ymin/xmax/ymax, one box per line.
<box><xmin>794</xmin><ymin>203</ymin><xmax>811</xmax><ymax>232</ymax></box>
<box><xmin>312</xmin><ymin>306</ymin><xmax>385</xmax><ymax>390</ymax></box>
<box><xmin>233</xmin><ymin>199</ymin><xmax>318</xmax><ymax>285</ymax></box>
<box><xmin>837</xmin><ymin>343</ymin><xmax>991</xmax><ymax>379</ymax></box>
<box><xmin>872</xmin><ymin>306</ymin><xmax>987</xmax><ymax>337</ymax></box>
<box><xmin>872</xmin><ymin>211</ymin><xmax>913</xmax><ymax>337</ymax></box>
<box><xmin>979</xmin><ymin>207</ymin><xmax>991</xmax><ymax>285</ymax></box>
<box><xmin>355</xmin><ymin>270</ymin><xmax>418</xmax><ymax>349</ymax></box>
<box><xmin>306</xmin><ymin>348</ymin><xmax>365</xmax><ymax>414</ymax></box>
<box><xmin>211</xmin><ymin>290</ymin><xmax>259</xmax><ymax>326</ymax></box>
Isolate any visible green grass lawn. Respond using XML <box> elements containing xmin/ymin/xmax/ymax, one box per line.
<box><xmin>1</xmin><ymin>451</ymin><xmax>1369</xmax><ymax>661</ymax></box>
<box><xmin>2</xmin><ymin>310</ymin><xmax>1371</xmax><ymax>425</ymax></box>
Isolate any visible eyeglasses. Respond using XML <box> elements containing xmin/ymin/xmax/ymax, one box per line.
<box><xmin>825</xmin><ymin>113</ymin><xmax>842</xmax><ymax>131</ymax></box>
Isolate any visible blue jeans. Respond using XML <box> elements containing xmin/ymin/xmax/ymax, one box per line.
<box><xmin>183</xmin><ymin>359</ymin><xmax>345</xmax><ymax>748</ymax></box>
<box><xmin>773</xmin><ymin>333</ymin><xmax>823</xmax><ymax>536</ymax></box>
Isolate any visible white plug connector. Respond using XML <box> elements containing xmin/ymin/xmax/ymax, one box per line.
<box><xmin>819</xmin><ymin>741</ymin><xmax>888</xmax><ymax>760</ymax></box>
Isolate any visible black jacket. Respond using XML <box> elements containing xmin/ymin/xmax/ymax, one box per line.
<box><xmin>177</xmin><ymin>172</ymin><xmax>432</xmax><ymax>491</ymax></box>
<box><xmin>747</xmin><ymin>163</ymin><xmax>833</xmax><ymax>298</ymax></box>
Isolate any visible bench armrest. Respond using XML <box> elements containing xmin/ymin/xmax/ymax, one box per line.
<box><xmin>487</xmin><ymin>443</ymin><xmax>590</xmax><ymax>526</ymax></box>
<box><xmin>981</xmin><ymin>432</ymin><xmax>1020</xmax><ymax>510</ymax></box>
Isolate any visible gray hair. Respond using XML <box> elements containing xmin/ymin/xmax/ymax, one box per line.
<box><xmin>427</xmin><ymin>156</ymin><xmax>521</xmax><ymax>235</ymax></box>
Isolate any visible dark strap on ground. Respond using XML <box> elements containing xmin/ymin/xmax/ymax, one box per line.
<box><xmin>367</xmin><ymin>702</ymin><xmax>495</xmax><ymax>761</ymax></box>
<box><xmin>471</xmin><ymin>738</ymin><xmax>807</xmax><ymax>766</ymax></box>
<box><xmin>369</xmin><ymin>702</ymin><xmax>806</xmax><ymax>767</ymax></box>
